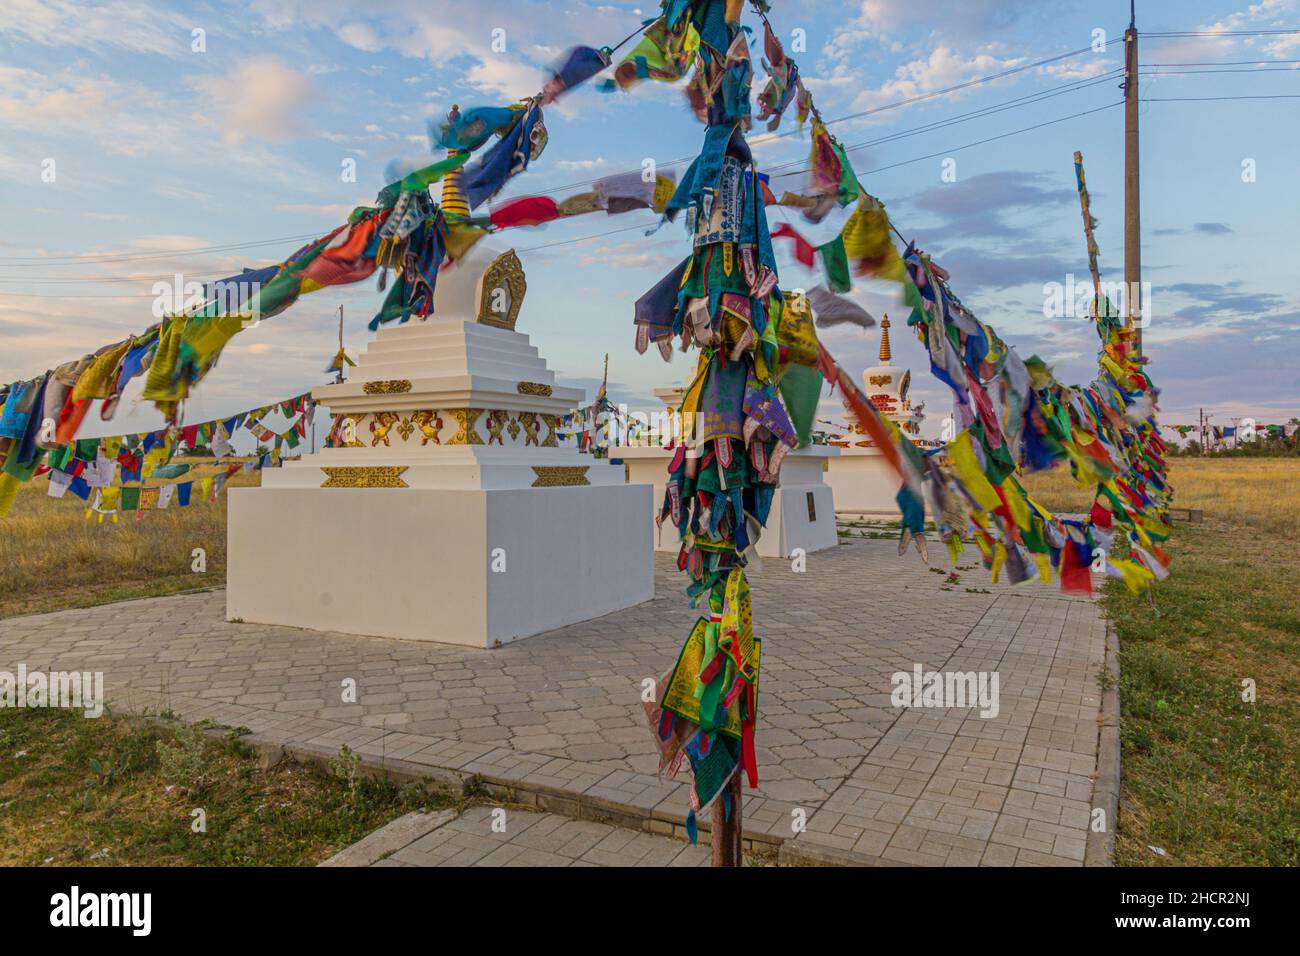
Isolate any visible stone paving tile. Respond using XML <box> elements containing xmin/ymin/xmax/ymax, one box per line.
<box><xmin>384</xmin><ymin>806</ymin><xmax>711</xmax><ymax>867</ymax></box>
<box><xmin>0</xmin><ymin>540</ymin><xmax>1106</xmax><ymax>867</ymax></box>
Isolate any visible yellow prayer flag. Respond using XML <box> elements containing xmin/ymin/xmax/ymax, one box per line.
<box><xmin>948</xmin><ymin>430</ymin><xmax>1002</xmax><ymax>512</ymax></box>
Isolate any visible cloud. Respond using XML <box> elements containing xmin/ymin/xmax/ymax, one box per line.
<box><xmin>247</xmin><ymin>0</ymin><xmax>634</xmax><ymax>101</ymax></box>
<box><xmin>555</xmin><ymin>157</ymin><xmax>609</xmax><ymax>171</ymax></box>
<box><xmin>1161</xmin><ymin>281</ymin><xmax>1287</xmax><ymax>326</ymax></box>
<box><xmin>189</xmin><ymin>58</ymin><xmax>318</xmax><ymax>146</ymax></box>
<box><xmin>0</xmin><ymin>66</ymin><xmax>192</xmax><ymax>163</ymax></box>
<box><xmin>0</xmin><ymin>0</ymin><xmax>197</xmax><ymax>56</ymax></box>
<box><xmin>838</xmin><ymin>0</ymin><xmax>1061</xmax><ymax>42</ymax></box>
<box><xmin>0</xmin><ymin>66</ymin><xmax>112</xmax><ymax>129</ymax></box>
<box><xmin>837</xmin><ymin>46</ymin><xmax>1030</xmax><ymax>117</ymax></box>
<box><xmin>1192</xmin><ymin>222</ymin><xmax>1234</xmax><ymax>235</ymax></box>
<box><xmin>576</xmin><ymin>240</ymin><xmax>679</xmax><ymax>272</ymax></box>
<box><xmin>921</xmin><ymin>246</ymin><xmax>1078</xmax><ymax>293</ymax></box>
<box><xmin>906</xmin><ymin>170</ymin><xmax>1076</xmax><ymax>238</ymax></box>
<box><xmin>337</xmin><ymin>22</ymin><xmax>383</xmax><ymax>53</ymax></box>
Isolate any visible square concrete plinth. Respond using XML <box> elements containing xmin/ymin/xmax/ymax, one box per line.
<box><xmin>625</xmin><ymin>444</ymin><xmax>840</xmax><ymax>558</ymax></box>
<box><xmin>227</xmin><ymin>483</ymin><xmax>654</xmax><ymax>648</ymax></box>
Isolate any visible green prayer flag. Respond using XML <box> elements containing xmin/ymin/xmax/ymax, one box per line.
<box><xmin>120</xmin><ymin>486</ymin><xmax>141</xmax><ymax>511</ymax></box>
<box><xmin>2</xmin><ymin>447</ymin><xmax>44</xmax><ymax>482</ymax></box>
<box><xmin>778</xmin><ymin>363</ymin><xmax>823</xmax><ymax>448</ymax></box>
<box><xmin>819</xmin><ymin>235</ymin><xmax>851</xmax><ymax>293</ymax></box>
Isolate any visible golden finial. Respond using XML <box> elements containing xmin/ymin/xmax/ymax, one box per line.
<box><xmin>879</xmin><ymin>314</ymin><xmax>892</xmax><ymax>363</ymax></box>
<box><xmin>440</xmin><ymin>105</ymin><xmax>470</xmax><ymax>218</ymax></box>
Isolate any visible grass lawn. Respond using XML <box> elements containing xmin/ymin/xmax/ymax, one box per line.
<box><xmin>1024</xmin><ymin>457</ymin><xmax>1300</xmax><ymax>866</ymax></box>
<box><xmin>0</xmin><ymin>707</ymin><xmax>460</xmax><ymax>866</ymax></box>
<box><xmin>0</xmin><ymin>463</ymin><xmax>262</xmax><ymax>619</ymax></box>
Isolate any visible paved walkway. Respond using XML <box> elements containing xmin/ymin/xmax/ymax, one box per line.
<box><xmin>1</xmin><ymin>539</ymin><xmax>1109</xmax><ymax>866</ymax></box>
<box><xmin>353</xmin><ymin>806</ymin><xmax>713</xmax><ymax>867</ymax></box>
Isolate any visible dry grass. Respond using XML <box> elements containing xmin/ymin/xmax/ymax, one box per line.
<box><xmin>1019</xmin><ymin>457</ymin><xmax>1300</xmax><ymax>535</ymax></box>
<box><xmin>0</xmin><ymin>463</ymin><xmax>261</xmax><ymax>619</ymax></box>
<box><xmin>1022</xmin><ymin>457</ymin><xmax>1300</xmax><ymax>865</ymax></box>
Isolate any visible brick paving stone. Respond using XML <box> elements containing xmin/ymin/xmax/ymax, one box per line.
<box><xmin>1</xmin><ymin>539</ymin><xmax>1107</xmax><ymax>867</ymax></box>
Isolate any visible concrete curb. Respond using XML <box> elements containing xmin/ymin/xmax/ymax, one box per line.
<box><xmin>778</xmin><ymin>838</ymin><xmax>912</xmax><ymax>868</ymax></box>
<box><xmin>255</xmin><ymin>736</ymin><xmax>786</xmax><ymax>857</ymax></box>
<box><xmin>319</xmin><ymin>809</ymin><xmax>457</xmax><ymax>867</ymax></box>
<box><xmin>1085</xmin><ymin>623</ymin><xmax>1121</xmax><ymax>867</ymax></box>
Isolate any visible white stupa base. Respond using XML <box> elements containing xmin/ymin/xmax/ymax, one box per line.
<box><xmin>619</xmin><ymin>443</ymin><xmax>840</xmax><ymax>559</ymax></box>
<box><xmin>824</xmin><ymin>445</ymin><xmax>905</xmax><ymax>516</ymax></box>
<box><xmin>226</xmin><ymin>311</ymin><xmax>655</xmax><ymax>648</ymax></box>
<box><xmin>227</xmin><ymin>482</ymin><xmax>652</xmax><ymax>648</ymax></box>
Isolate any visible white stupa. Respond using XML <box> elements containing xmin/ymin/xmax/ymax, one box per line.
<box><xmin>824</xmin><ymin>315</ymin><xmax>927</xmax><ymax>515</ymax></box>
<box><xmin>226</xmin><ymin>152</ymin><xmax>654</xmax><ymax>648</ymax></box>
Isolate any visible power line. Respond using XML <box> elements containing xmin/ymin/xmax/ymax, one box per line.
<box><xmin>1</xmin><ymin>74</ymin><xmax>1131</xmax><ymax>288</ymax></box>
<box><xmin>515</xmin><ymin>36</ymin><xmax>1130</xmax><ymax>196</ymax></box>
<box><xmin>759</xmin><ymin>73</ymin><xmax>1123</xmax><ymax>177</ymax></box>
<box><xmin>0</xmin><ymin>233</ymin><xmax>325</xmax><ymax>266</ymax></box>
<box><xmin>847</xmin><ymin>102</ymin><xmax>1123</xmax><ymax>180</ymax></box>
<box><xmin>19</xmin><ymin>26</ymin><xmax>1295</xmax><ymax>268</ymax></box>
<box><xmin>1142</xmin><ymin>93</ymin><xmax>1300</xmax><ymax>100</ymax></box>
<box><xmin>1143</xmin><ymin>29</ymin><xmax>1300</xmax><ymax>36</ymax></box>
<box><xmin>1144</xmin><ymin>57</ymin><xmax>1300</xmax><ymax>65</ymax></box>
<box><xmin>1142</xmin><ymin>66</ymin><xmax>1300</xmax><ymax>73</ymax></box>
<box><xmin>4</xmin><ymin>69</ymin><xmax>1132</xmax><ymax>287</ymax></box>
<box><xmin>0</xmin><ymin>100</ymin><xmax>1132</xmax><ymax>298</ymax></box>
<box><xmin>9</xmin><ymin>25</ymin><xmax>1298</xmax><ymax>289</ymax></box>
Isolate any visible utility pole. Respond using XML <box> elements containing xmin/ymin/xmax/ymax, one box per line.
<box><xmin>1124</xmin><ymin>1</ymin><xmax>1143</xmax><ymax>356</ymax></box>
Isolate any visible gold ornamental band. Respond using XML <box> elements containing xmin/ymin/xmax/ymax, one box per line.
<box><xmin>530</xmin><ymin>466</ymin><xmax>590</xmax><ymax>488</ymax></box>
<box><xmin>320</xmin><ymin>466</ymin><xmax>410</xmax><ymax>488</ymax></box>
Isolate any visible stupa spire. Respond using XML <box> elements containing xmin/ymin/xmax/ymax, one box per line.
<box><xmin>879</xmin><ymin>314</ymin><xmax>892</xmax><ymax>363</ymax></box>
<box><xmin>440</xmin><ymin>105</ymin><xmax>470</xmax><ymax>218</ymax></box>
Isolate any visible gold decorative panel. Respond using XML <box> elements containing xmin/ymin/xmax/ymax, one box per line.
<box><xmin>542</xmin><ymin>414</ymin><xmax>559</xmax><ymax>448</ymax></box>
<box><xmin>446</xmin><ymin>408</ymin><xmax>484</xmax><ymax>445</ymax></box>
<box><xmin>484</xmin><ymin>410</ymin><xmax>509</xmax><ymax>446</ymax></box>
<box><xmin>477</xmin><ymin>249</ymin><xmax>527</xmax><ymax>331</ymax></box>
<box><xmin>516</xmin><ymin>381</ymin><xmax>552</xmax><ymax>397</ymax></box>
<box><xmin>363</xmin><ymin>379</ymin><xmax>412</xmax><ymax>394</ymax></box>
<box><xmin>370</xmin><ymin>411</ymin><xmax>400</xmax><ymax>446</ymax></box>
<box><xmin>411</xmin><ymin>410</ymin><xmax>442</xmax><ymax>445</ymax></box>
<box><xmin>320</xmin><ymin>466</ymin><xmax>409</xmax><ymax>488</ymax></box>
<box><xmin>531</xmin><ymin>466</ymin><xmax>590</xmax><ymax>488</ymax></box>
<box><xmin>517</xmin><ymin>411</ymin><xmax>540</xmax><ymax>447</ymax></box>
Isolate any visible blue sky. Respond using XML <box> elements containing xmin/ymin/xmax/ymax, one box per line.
<box><xmin>1</xmin><ymin>0</ymin><xmax>1297</xmax><ymax>442</ymax></box>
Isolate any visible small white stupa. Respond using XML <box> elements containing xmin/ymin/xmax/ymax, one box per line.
<box><xmin>619</xmin><ymin>384</ymin><xmax>840</xmax><ymax>559</ymax></box>
<box><xmin>824</xmin><ymin>315</ymin><xmax>927</xmax><ymax>516</ymax></box>
<box><xmin>226</xmin><ymin>156</ymin><xmax>654</xmax><ymax>648</ymax></box>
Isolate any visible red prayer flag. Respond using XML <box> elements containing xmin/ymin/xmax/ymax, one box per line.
<box><xmin>771</xmin><ymin>223</ymin><xmax>816</xmax><ymax>268</ymax></box>
<box><xmin>489</xmin><ymin>196</ymin><xmax>561</xmax><ymax>230</ymax></box>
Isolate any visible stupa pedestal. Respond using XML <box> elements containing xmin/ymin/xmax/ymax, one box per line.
<box><xmin>227</xmin><ymin>308</ymin><xmax>653</xmax><ymax>648</ymax></box>
<box><xmin>619</xmin><ymin>387</ymin><xmax>840</xmax><ymax>558</ymax></box>
<box><xmin>823</xmin><ymin>443</ymin><xmax>905</xmax><ymax>516</ymax></box>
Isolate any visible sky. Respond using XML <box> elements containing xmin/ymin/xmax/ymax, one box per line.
<box><xmin>1</xmin><ymin>0</ymin><xmax>1297</xmax><ymax>445</ymax></box>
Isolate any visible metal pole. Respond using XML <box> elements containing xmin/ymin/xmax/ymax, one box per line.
<box><xmin>1124</xmin><ymin>5</ymin><xmax>1143</xmax><ymax>356</ymax></box>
